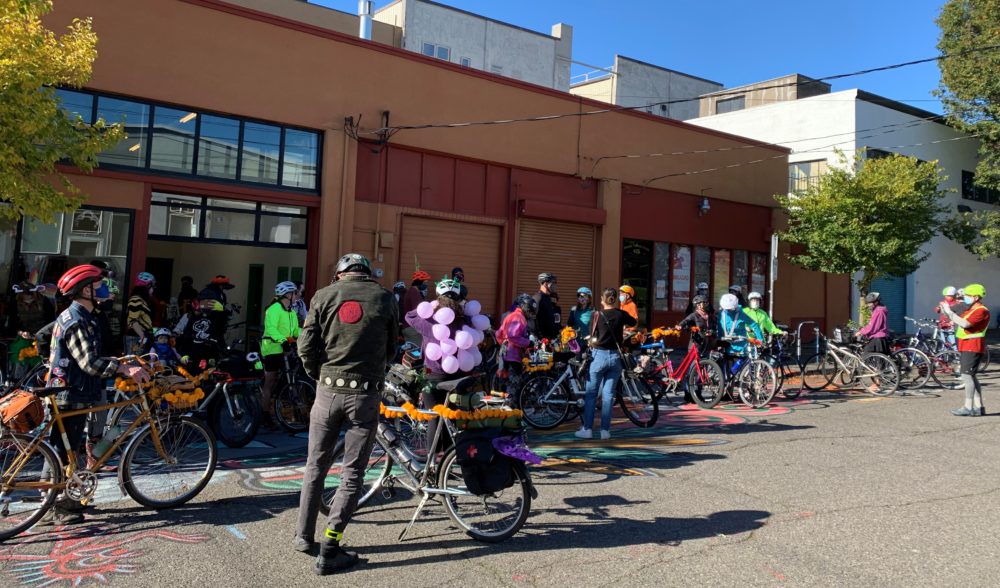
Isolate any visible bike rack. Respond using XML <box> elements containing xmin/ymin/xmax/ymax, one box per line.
<box><xmin>795</xmin><ymin>321</ymin><xmax>821</xmax><ymax>360</ymax></box>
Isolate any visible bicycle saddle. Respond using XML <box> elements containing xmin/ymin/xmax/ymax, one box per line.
<box><xmin>30</xmin><ymin>386</ymin><xmax>70</xmax><ymax>397</ymax></box>
<box><xmin>435</xmin><ymin>376</ymin><xmax>476</xmax><ymax>393</ymax></box>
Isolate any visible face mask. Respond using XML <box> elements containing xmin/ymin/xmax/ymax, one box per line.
<box><xmin>419</xmin><ymin>287</ymin><xmax>428</xmax><ymax>297</ymax></box>
<box><xmin>963</xmin><ymin>296</ymin><xmax>975</xmax><ymax>305</ymax></box>
<box><xmin>94</xmin><ymin>283</ymin><xmax>110</xmax><ymax>298</ymax></box>
<box><xmin>749</xmin><ymin>300</ymin><xmax>760</xmax><ymax>309</ymax></box>
<box><xmin>618</xmin><ymin>294</ymin><xmax>627</xmax><ymax>303</ymax></box>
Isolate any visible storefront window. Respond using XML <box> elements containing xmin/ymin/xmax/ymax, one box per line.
<box><xmin>150</xmin><ymin>193</ymin><xmax>202</xmax><ymax>238</ymax></box>
<box><xmin>694</xmin><ymin>246</ymin><xmax>711</xmax><ymax>294</ymax></box>
<box><xmin>205</xmin><ymin>210</ymin><xmax>256</xmax><ymax>241</ymax></box>
<box><xmin>282</xmin><ymin>129</ymin><xmax>318</xmax><ymax>190</ymax></box>
<box><xmin>751</xmin><ymin>253</ymin><xmax>767</xmax><ymax>298</ymax></box>
<box><xmin>622</xmin><ymin>239</ymin><xmax>652</xmax><ymax>326</ymax></box>
<box><xmin>652</xmin><ymin>243</ymin><xmax>670</xmax><ymax>312</ymax></box>
<box><xmin>240</xmin><ymin>122</ymin><xmax>281</xmax><ymax>185</ymax></box>
<box><xmin>96</xmin><ymin>96</ymin><xmax>150</xmax><ymax>167</ymax></box>
<box><xmin>54</xmin><ymin>88</ymin><xmax>94</xmax><ymax>124</ymax></box>
<box><xmin>671</xmin><ymin>245</ymin><xmax>692</xmax><ymax>312</ymax></box>
<box><xmin>198</xmin><ymin>114</ymin><xmax>240</xmax><ymax>179</ymax></box>
<box><xmin>733</xmin><ymin>250</ymin><xmax>749</xmax><ymax>293</ymax></box>
<box><xmin>150</xmin><ymin>192</ymin><xmax>308</xmax><ymax>248</ymax></box>
<box><xmin>260</xmin><ymin>215</ymin><xmax>306</xmax><ymax>245</ymax></box>
<box><xmin>150</xmin><ymin>106</ymin><xmax>197</xmax><ymax>173</ymax></box>
<box><xmin>712</xmin><ymin>249</ymin><xmax>731</xmax><ymax>305</ymax></box>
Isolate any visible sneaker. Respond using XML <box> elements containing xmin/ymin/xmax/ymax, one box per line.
<box><xmin>37</xmin><ymin>506</ymin><xmax>84</xmax><ymax>527</ymax></box>
<box><xmin>54</xmin><ymin>496</ymin><xmax>86</xmax><ymax>512</ymax></box>
<box><xmin>600</xmin><ymin>430</ymin><xmax>611</xmax><ymax>440</ymax></box>
<box><xmin>980</xmin><ymin>407</ymin><xmax>987</xmax><ymax>416</ymax></box>
<box><xmin>951</xmin><ymin>407</ymin><xmax>975</xmax><ymax>417</ymax></box>
<box><xmin>293</xmin><ymin>536</ymin><xmax>318</xmax><ymax>555</ymax></box>
<box><xmin>314</xmin><ymin>545</ymin><xmax>361</xmax><ymax>575</ymax></box>
<box><xmin>574</xmin><ymin>428</ymin><xmax>593</xmax><ymax>439</ymax></box>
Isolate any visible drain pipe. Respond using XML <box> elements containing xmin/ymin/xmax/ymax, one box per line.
<box><xmin>359</xmin><ymin>0</ymin><xmax>373</xmax><ymax>40</ymax></box>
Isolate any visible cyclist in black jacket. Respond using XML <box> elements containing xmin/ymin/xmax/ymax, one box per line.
<box><xmin>531</xmin><ymin>272</ymin><xmax>560</xmax><ymax>340</ymax></box>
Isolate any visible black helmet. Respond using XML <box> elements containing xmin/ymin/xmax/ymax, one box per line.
<box><xmin>864</xmin><ymin>292</ymin><xmax>880</xmax><ymax>304</ymax></box>
<box><xmin>335</xmin><ymin>253</ymin><xmax>371</xmax><ymax>275</ymax></box>
<box><xmin>515</xmin><ymin>293</ymin><xmax>537</xmax><ymax>313</ymax></box>
<box><xmin>537</xmin><ymin>272</ymin><xmax>556</xmax><ymax>285</ymax></box>
<box><xmin>692</xmin><ymin>294</ymin><xmax>707</xmax><ymax>305</ymax></box>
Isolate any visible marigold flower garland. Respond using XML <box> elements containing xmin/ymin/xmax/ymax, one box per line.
<box><xmin>379</xmin><ymin>401</ymin><xmax>523</xmax><ymax>422</ymax></box>
<box><xmin>18</xmin><ymin>344</ymin><xmax>39</xmax><ymax>362</ymax></box>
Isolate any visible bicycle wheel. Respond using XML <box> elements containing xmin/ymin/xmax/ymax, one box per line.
<box><xmin>211</xmin><ymin>388</ymin><xmax>262</xmax><ymax>449</ymax></box>
<box><xmin>891</xmin><ymin>347</ymin><xmax>931</xmax><ymax>391</ymax></box>
<box><xmin>800</xmin><ymin>352</ymin><xmax>833</xmax><ymax>391</ymax></box>
<box><xmin>273</xmin><ymin>380</ymin><xmax>315</xmax><ymax>433</ymax></box>
<box><xmin>517</xmin><ymin>375</ymin><xmax>571</xmax><ymax>430</ymax></box>
<box><xmin>930</xmin><ymin>350</ymin><xmax>963</xmax><ymax>390</ymax></box>
<box><xmin>688</xmin><ymin>358</ymin><xmax>724</xmax><ymax>408</ymax></box>
<box><xmin>780</xmin><ymin>363</ymin><xmax>803</xmax><ymax>399</ymax></box>
<box><xmin>0</xmin><ymin>433</ymin><xmax>62</xmax><ymax>541</ymax></box>
<box><xmin>982</xmin><ymin>348</ymin><xmax>993</xmax><ymax>372</ymax></box>
<box><xmin>737</xmin><ymin>360</ymin><xmax>778</xmax><ymax>408</ymax></box>
<box><xmin>617</xmin><ymin>374</ymin><xmax>658</xmax><ymax>427</ymax></box>
<box><xmin>437</xmin><ymin>446</ymin><xmax>531</xmax><ymax>543</ymax></box>
<box><xmin>859</xmin><ymin>352</ymin><xmax>900</xmax><ymax>396</ymax></box>
<box><xmin>121</xmin><ymin>416</ymin><xmax>217</xmax><ymax>509</ymax></box>
<box><xmin>319</xmin><ymin>438</ymin><xmax>395</xmax><ymax>516</ymax></box>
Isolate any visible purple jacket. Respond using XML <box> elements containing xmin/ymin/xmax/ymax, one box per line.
<box><xmin>858</xmin><ymin>305</ymin><xmax>889</xmax><ymax>339</ymax></box>
<box><xmin>498</xmin><ymin>309</ymin><xmax>531</xmax><ymax>363</ymax></box>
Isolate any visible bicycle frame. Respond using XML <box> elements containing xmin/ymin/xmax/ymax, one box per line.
<box><xmin>825</xmin><ymin>342</ymin><xmax>881</xmax><ymax>379</ymax></box>
<box><xmin>639</xmin><ymin>341</ymin><xmax>705</xmax><ymax>385</ymax></box>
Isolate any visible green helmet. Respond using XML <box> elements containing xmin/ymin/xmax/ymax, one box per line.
<box><xmin>963</xmin><ymin>283</ymin><xmax>986</xmax><ymax>298</ymax></box>
<box><xmin>942</xmin><ymin>286</ymin><xmax>957</xmax><ymax>296</ymax></box>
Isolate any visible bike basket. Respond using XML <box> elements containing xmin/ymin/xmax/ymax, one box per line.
<box><xmin>0</xmin><ymin>390</ymin><xmax>45</xmax><ymax>433</ymax></box>
<box><xmin>833</xmin><ymin>326</ymin><xmax>855</xmax><ymax>344</ymax></box>
<box><xmin>387</xmin><ymin>363</ymin><xmax>419</xmax><ymax>387</ymax></box>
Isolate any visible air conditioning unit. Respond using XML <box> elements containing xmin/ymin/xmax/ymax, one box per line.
<box><xmin>168</xmin><ymin>199</ymin><xmax>196</xmax><ymax>215</ymax></box>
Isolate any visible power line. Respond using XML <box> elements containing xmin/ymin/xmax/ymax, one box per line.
<box><xmin>358</xmin><ymin>44</ymin><xmax>1000</xmax><ymax>135</ymax></box>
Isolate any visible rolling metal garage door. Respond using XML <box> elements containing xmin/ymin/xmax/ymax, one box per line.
<box><xmin>515</xmin><ymin>218</ymin><xmax>596</xmax><ymax>306</ymax></box>
<box><xmin>870</xmin><ymin>275</ymin><xmax>906</xmax><ymax>334</ymax></box>
<box><xmin>399</xmin><ymin>216</ymin><xmax>502</xmax><ymax>316</ymax></box>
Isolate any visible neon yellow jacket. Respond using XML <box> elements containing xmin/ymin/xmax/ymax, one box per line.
<box><xmin>742</xmin><ymin>307</ymin><xmax>783</xmax><ymax>336</ymax></box>
<box><xmin>262</xmin><ymin>301</ymin><xmax>300</xmax><ymax>356</ymax></box>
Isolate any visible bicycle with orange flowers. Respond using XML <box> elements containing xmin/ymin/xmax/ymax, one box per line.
<box><xmin>0</xmin><ymin>355</ymin><xmax>217</xmax><ymax>540</ymax></box>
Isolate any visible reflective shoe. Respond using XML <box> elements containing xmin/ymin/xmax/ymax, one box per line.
<box><xmin>314</xmin><ymin>545</ymin><xmax>361</xmax><ymax>575</ymax></box>
<box><xmin>600</xmin><ymin>430</ymin><xmax>611</xmax><ymax>440</ymax></box>
<box><xmin>574</xmin><ymin>428</ymin><xmax>593</xmax><ymax>439</ymax></box>
<box><xmin>951</xmin><ymin>407</ymin><xmax>975</xmax><ymax>417</ymax></box>
<box><xmin>293</xmin><ymin>536</ymin><xmax>318</xmax><ymax>555</ymax></box>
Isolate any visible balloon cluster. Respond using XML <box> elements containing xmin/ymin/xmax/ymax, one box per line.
<box><xmin>416</xmin><ymin>299</ymin><xmax>491</xmax><ymax>374</ymax></box>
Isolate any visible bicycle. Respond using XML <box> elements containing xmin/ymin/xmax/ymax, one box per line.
<box><xmin>628</xmin><ymin>328</ymin><xmax>724</xmax><ymax>409</ymax></box>
<box><xmin>711</xmin><ymin>336</ymin><xmax>779</xmax><ymax>409</ymax></box>
<box><xmin>323</xmin><ymin>376</ymin><xmax>534</xmax><ymax>543</ymax></box>
<box><xmin>909</xmin><ymin>316</ymin><xmax>993</xmax><ymax>373</ymax></box>
<box><xmin>271</xmin><ymin>349</ymin><xmax>316</xmax><ymax>433</ymax></box>
<box><xmin>900</xmin><ymin>318</ymin><xmax>966</xmax><ymax>389</ymax></box>
<box><xmin>801</xmin><ymin>330</ymin><xmax>900</xmax><ymax>396</ymax></box>
<box><xmin>888</xmin><ymin>336</ymin><xmax>932</xmax><ymax>392</ymax></box>
<box><xmin>0</xmin><ymin>356</ymin><xmax>218</xmax><ymax>540</ymax></box>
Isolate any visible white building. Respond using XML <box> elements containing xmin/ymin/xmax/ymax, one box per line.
<box><xmin>373</xmin><ymin>0</ymin><xmax>573</xmax><ymax>91</ymax></box>
<box><xmin>691</xmin><ymin>83</ymin><xmax>1000</xmax><ymax>333</ymax></box>
<box><xmin>570</xmin><ymin>55</ymin><xmax>722</xmax><ymax>121</ymax></box>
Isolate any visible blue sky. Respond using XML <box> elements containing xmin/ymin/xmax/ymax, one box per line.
<box><xmin>313</xmin><ymin>0</ymin><xmax>947</xmax><ymax>113</ymax></box>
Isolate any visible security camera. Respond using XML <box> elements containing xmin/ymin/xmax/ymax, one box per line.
<box><xmin>699</xmin><ymin>197</ymin><xmax>711</xmax><ymax>216</ymax></box>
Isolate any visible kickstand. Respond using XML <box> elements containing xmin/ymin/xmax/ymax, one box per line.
<box><xmin>398</xmin><ymin>491</ymin><xmax>430</xmax><ymax>542</ymax></box>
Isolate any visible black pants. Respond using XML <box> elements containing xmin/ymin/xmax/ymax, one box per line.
<box><xmin>863</xmin><ymin>337</ymin><xmax>890</xmax><ymax>355</ymax></box>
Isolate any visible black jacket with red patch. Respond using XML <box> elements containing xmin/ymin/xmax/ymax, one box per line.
<box><xmin>298</xmin><ymin>274</ymin><xmax>398</xmax><ymax>394</ymax></box>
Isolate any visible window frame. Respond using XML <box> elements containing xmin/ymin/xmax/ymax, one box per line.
<box><xmin>715</xmin><ymin>95</ymin><xmax>745</xmax><ymax>114</ymax></box>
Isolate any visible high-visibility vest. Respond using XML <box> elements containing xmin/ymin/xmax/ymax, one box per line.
<box><xmin>956</xmin><ymin>303</ymin><xmax>988</xmax><ymax>340</ymax></box>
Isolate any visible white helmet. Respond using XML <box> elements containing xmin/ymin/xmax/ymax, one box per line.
<box><xmin>729</xmin><ymin>285</ymin><xmax>742</xmax><ymax>293</ymax></box>
<box><xmin>154</xmin><ymin>328</ymin><xmax>171</xmax><ymax>338</ymax></box>
<box><xmin>275</xmin><ymin>281</ymin><xmax>297</xmax><ymax>296</ymax></box>
<box><xmin>942</xmin><ymin>286</ymin><xmax>957</xmax><ymax>296</ymax></box>
<box><xmin>436</xmin><ymin>277</ymin><xmax>461</xmax><ymax>297</ymax></box>
<box><xmin>748</xmin><ymin>291</ymin><xmax>763</xmax><ymax>301</ymax></box>
<box><xmin>720</xmin><ymin>293</ymin><xmax>739</xmax><ymax>311</ymax></box>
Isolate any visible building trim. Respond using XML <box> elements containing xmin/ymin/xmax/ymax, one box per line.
<box><xmin>699</xmin><ymin>73</ymin><xmax>830</xmax><ymax>98</ymax></box>
<box><xmin>855</xmin><ymin>89</ymin><xmax>945</xmax><ymax>123</ymax></box>
<box><xmin>179</xmin><ymin>0</ymin><xmax>788</xmax><ymax>154</ymax></box>
<box><xmin>615</xmin><ymin>55</ymin><xmax>723</xmax><ymax>86</ymax></box>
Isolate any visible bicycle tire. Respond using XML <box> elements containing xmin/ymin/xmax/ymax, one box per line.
<box><xmin>319</xmin><ymin>438</ymin><xmax>395</xmax><ymax>516</ymax></box>
<box><xmin>930</xmin><ymin>350</ymin><xmax>963</xmax><ymax>390</ymax></box>
<box><xmin>211</xmin><ymin>388</ymin><xmax>261</xmax><ymax>448</ymax></box>
<box><xmin>891</xmin><ymin>347</ymin><xmax>931</xmax><ymax>391</ymax></box>
<box><xmin>688</xmin><ymin>358</ymin><xmax>724</xmax><ymax>408</ymax></box>
<box><xmin>0</xmin><ymin>432</ymin><xmax>62</xmax><ymax>541</ymax></box>
<box><xmin>273</xmin><ymin>380</ymin><xmax>315</xmax><ymax>433</ymax></box>
<box><xmin>859</xmin><ymin>352</ymin><xmax>900</xmax><ymax>396</ymax></box>
<box><xmin>106</xmin><ymin>401</ymin><xmax>145</xmax><ymax>458</ymax></box>
<box><xmin>738</xmin><ymin>359</ymin><xmax>778</xmax><ymax>408</ymax></box>
<box><xmin>517</xmin><ymin>375</ymin><xmax>571</xmax><ymax>430</ymax></box>
<box><xmin>121</xmin><ymin>416</ymin><xmax>217</xmax><ymax>509</ymax></box>
<box><xmin>800</xmin><ymin>352</ymin><xmax>832</xmax><ymax>391</ymax></box>
<box><xmin>617</xmin><ymin>374</ymin><xmax>658</xmax><ymax>427</ymax></box>
<box><xmin>437</xmin><ymin>446</ymin><xmax>531</xmax><ymax>543</ymax></box>
<box><xmin>982</xmin><ymin>348</ymin><xmax>993</xmax><ymax>372</ymax></box>
<box><xmin>780</xmin><ymin>363</ymin><xmax>803</xmax><ymax>399</ymax></box>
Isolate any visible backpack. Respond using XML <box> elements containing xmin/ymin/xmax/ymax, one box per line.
<box><xmin>454</xmin><ymin>427</ymin><xmax>516</xmax><ymax>495</ymax></box>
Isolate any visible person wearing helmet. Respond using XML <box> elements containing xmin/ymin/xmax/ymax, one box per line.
<box><xmin>935</xmin><ymin>286</ymin><xmax>959</xmax><ymax>343</ymax></box>
<box><xmin>718</xmin><ymin>292</ymin><xmax>762</xmax><ymax>357</ymax></box>
<box><xmin>498</xmin><ymin>293</ymin><xmax>537</xmax><ymax>374</ymax></box>
<box><xmin>261</xmin><ymin>281</ymin><xmax>302</xmax><ymax>428</ymax></box>
<box><xmin>676</xmin><ymin>294</ymin><xmax>714</xmax><ymax>335</ymax></box>
<box><xmin>742</xmin><ymin>292</ymin><xmax>785</xmax><ymax>337</ymax></box>
<box><xmin>297</xmin><ymin>253</ymin><xmax>397</xmax><ymax>573</ymax></box>
<box><xmin>618</xmin><ymin>285</ymin><xmax>639</xmax><ymax>322</ymax></box>
<box><xmin>531</xmin><ymin>272</ymin><xmax>560</xmax><ymax>339</ymax></box>
<box><xmin>568</xmin><ymin>287</ymin><xmax>595</xmax><ymax>343</ymax></box>
<box><xmin>940</xmin><ymin>284</ymin><xmax>990</xmax><ymax>416</ymax></box>
<box><xmin>9</xmin><ymin>281</ymin><xmax>55</xmax><ymax>378</ymax></box>
<box><xmin>855</xmin><ymin>292</ymin><xmax>890</xmax><ymax>355</ymax></box>
<box><xmin>451</xmin><ymin>267</ymin><xmax>469</xmax><ymax>301</ymax></box>
<box><xmin>44</xmin><ymin>265</ymin><xmax>148</xmax><ymax>525</ymax></box>
<box><xmin>207</xmin><ymin>275</ymin><xmax>236</xmax><ymax>305</ymax></box>
<box><xmin>401</xmin><ymin>270</ymin><xmax>431</xmax><ymax>345</ymax></box>
<box><xmin>728</xmin><ymin>285</ymin><xmax>747</xmax><ymax>308</ymax></box>
<box><xmin>125</xmin><ymin>272</ymin><xmax>156</xmax><ymax>355</ymax></box>
<box><xmin>685</xmin><ymin>282</ymin><xmax>715</xmax><ymax>316</ymax></box>
<box><xmin>148</xmin><ymin>327</ymin><xmax>183</xmax><ymax>367</ymax></box>
<box><xmin>175</xmin><ymin>287</ymin><xmax>228</xmax><ymax>367</ymax></box>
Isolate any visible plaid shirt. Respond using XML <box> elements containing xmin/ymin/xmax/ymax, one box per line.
<box><xmin>63</xmin><ymin>315</ymin><xmax>119</xmax><ymax>378</ymax></box>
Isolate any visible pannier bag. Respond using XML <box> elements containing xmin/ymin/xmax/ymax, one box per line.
<box><xmin>454</xmin><ymin>427</ymin><xmax>516</xmax><ymax>495</ymax></box>
<box><xmin>0</xmin><ymin>390</ymin><xmax>45</xmax><ymax>433</ymax></box>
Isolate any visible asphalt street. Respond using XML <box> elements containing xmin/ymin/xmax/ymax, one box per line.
<box><xmin>3</xmin><ymin>369</ymin><xmax>1000</xmax><ymax>587</ymax></box>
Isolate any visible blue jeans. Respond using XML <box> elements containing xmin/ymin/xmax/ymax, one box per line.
<box><xmin>583</xmin><ymin>349</ymin><xmax>623</xmax><ymax>432</ymax></box>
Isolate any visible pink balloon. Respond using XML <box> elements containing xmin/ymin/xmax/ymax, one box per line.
<box><xmin>441</xmin><ymin>355</ymin><xmax>460</xmax><ymax>374</ymax></box>
<box><xmin>471</xmin><ymin>314</ymin><xmax>490</xmax><ymax>331</ymax></box>
<box><xmin>457</xmin><ymin>349</ymin><xmax>475</xmax><ymax>372</ymax></box>
<box><xmin>440</xmin><ymin>338</ymin><xmax>458</xmax><ymax>356</ymax></box>
<box><xmin>434</xmin><ymin>307</ymin><xmax>455</xmax><ymax>326</ymax></box>
<box><xmin>471</xmin><ymin>347</ymin><xmax>483</xmax><ymax>365</ymax></box>
<box><xmin>431</xmin><ymin>300</ymin><xmax>439</xmax><ymax>309</ymax></box>
<box><xmin>425</xmin><ymin>342</ymin><xmax>443</xmax><ymax>361</ymax></box>
<box><xmin>463</xmin><ymin>300</ymin><xmax>482</xmax><ymax>316</ymax></box>
<box><xmin>471</xmin><ymin>328</ymin><xmax>485</xmax><ymax>345</ymax></box>
<box><xmin>432</xmin><ymin>324</ymin><xmax>450</xmax><ymax>342</ymax></box>
<box><xmin>455</xmin><ymin>330</ymin><xmax>474</xmax><ymax>350</ymax></box>
<box><xmin>416</xmin><ymin>301</ymin><xmax>434</xmax><ymax>319</ymax></box>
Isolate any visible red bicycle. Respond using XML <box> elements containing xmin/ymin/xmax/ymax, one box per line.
<box><xmin>629</xmin><ymin>328</ymin><xmax>725</xmax><ymax>409</ymax></box>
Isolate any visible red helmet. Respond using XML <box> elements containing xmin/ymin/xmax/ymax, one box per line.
<box><xmin>412</xmin><ymin>270</ymin><xmax>431</xmax><ymax>282</ymax></box>
<box><xmin>57</xmin><ymin>264</ymin><xmax>105</xmax><ymax>297</ymax></box>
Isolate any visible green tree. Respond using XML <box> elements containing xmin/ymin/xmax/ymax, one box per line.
<box><xmin>0</xmin><ymin>0</ymin><xmax>123</xmax><ymax>222</ymax></box>
<box><xmin>775</xmin><ymin>152</ymin><xmax>950</xmax><ymax>318</ymax></box>
<box><xmin>936</xmin><ymin>0</ymin><xmax>1000</xmax><ymax>258</ymax></box>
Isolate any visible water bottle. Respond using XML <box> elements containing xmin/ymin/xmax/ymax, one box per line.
<box><xmin>730</xmin><ymin>358</ymin><xmax>744</xmax><ymax>375</ymax></box>
<box><xmin>92</xmin><ymin>425</ymin><xmax>123</xmax><ymax>459</ymax></box>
